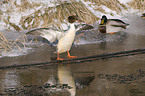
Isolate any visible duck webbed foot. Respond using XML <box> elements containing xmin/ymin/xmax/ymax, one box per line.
<box><xmin>67</xmin><ymin>51</ymin><xmax>77</xmax><ymax>59</ymax></box>
<box><xmin>57</xmin><ymin>52</ymin><xmax>64</xmax><ymax>61</ymax></box>
<box><xmin>110</xmin><ymin>32</ymin><xmax>116</xmax><ymax>34</ymax></box>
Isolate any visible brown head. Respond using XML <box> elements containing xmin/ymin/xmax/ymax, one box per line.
<box><xmin>68</xmin><ymin>16</ymin><xmax>83</xmax><ymax>23</ymax></box>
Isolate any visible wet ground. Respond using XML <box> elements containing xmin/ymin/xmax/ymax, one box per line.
<box><xmin>0</xmin><ymin>14</ymin><xmax>145</xmax><ymax>96</ymax></box>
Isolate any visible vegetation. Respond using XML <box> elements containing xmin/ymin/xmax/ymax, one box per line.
<box><xmin>0</xmin><ymin>32</ymin><xmax>27</xmax><ymax>53</ymax></box>
<box><xmin>0</xmin><ymin>0</ymin><xmax>144</xmax><ymax>53</ymax></box>
<box><xmin>0</xmin><ymin>0</ymin><xmax>144</xmax><ymax>31</ymax></box>
<box><xmin>20</xmin><ymin>1</ymin><xmax>98</xmax><ymax>30</ymax></box>
<box><xmin>0</xmin><ymin>32</ymin><xmax>20</xmax><ymax>52</ymax></box>
<box><xmin>84</xmin><ymin>0</ymin><xmax>128</xmax><ymax>14</ymax></box>
<box><xmin>128</xmin><ymin>0</ymin><xmax>145</xmax><ymax>11</ymax></box>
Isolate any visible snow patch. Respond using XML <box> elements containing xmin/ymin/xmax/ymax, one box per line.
<box><xmin>101</xmin><ymin>5</ymin><xmax>121</xmax><ymax>18</ymax></box>
<box><xmin>118</xmin><ymin>0</ymin><xmax>133</xmax><ymax>4</ymax></box>
<box><xmin>9</xmin><ymin>12</ymin><xmax>21</xmax><ymax>25</ymax></box>
<box><xmin>81</xmin><ymin>0</ymin><xmax>122</xmax><ymax>19</ymax></box>
<box><xmin>16</xmin><ymin>0</ymin><xmax>21</xmax><ymax>5</ymax></box>
<box><xmin>0</xmin><ymin>48</ymin><xmax>32</xmax><ymax>58</ymax></box>
<box><xmin>0</xmin><ymin>4</ymin><xmax>8</xmax><ymax>12</ymax></box>
<box><xmin>0</xmin><ymin>21</ymin><xmax>7</xmax><ymax>30</ymax></box>
<box><xmin>61</xmin><ymin>23</ymin><xmax>68</xmax><ymax>30</ymax></box>
<box><xmin>21</xmin><ymin>9</ymin><xmax>36</xmax><ymax>16</ymax></box>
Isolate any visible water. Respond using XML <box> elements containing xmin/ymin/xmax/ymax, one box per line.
<box><xmin>0</xmin><ymin>14</ymin><xmax>145</xmax><ymax>96</ymax></box>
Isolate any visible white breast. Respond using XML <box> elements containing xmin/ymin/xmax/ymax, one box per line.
<box><xmin>58</xmin><ymin>64</ymin><xmax>76</xmax><ymax>96</ymax></box>
<box><xmin>57</xmin><ymin>23</ymin><xmax>76</xmax><ymax>53</ymax></box>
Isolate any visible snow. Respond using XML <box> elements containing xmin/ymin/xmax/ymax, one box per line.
<box><xmin>16</xmin><ymin>0</ymin><xmax>21</xmax><ymax>5</ymax></box>
<box><xmin>1</xmin><ymin>4</ymin><xmax>8</xmax><ymax>12</ymax></box>
<box><xmin>60</xmin><ymin>23</ymin><xmax>68</xmax><ymax>30</ymax></box>
<box><xmin>28</xmin><ymin>0</ymin><xmax>59</xmax><ymax>7</ymax></box>
<box><xmin>81</xmin><ymin>0</ymin><xmax>122</xmax><ymax>19</ymax></box>
<box><xmin>118</xmin><ymin>0</ymin><xmax>133</xmax><ymax>4</ymax></box>
<box><xmin>0</xmin><ymin>21</ymin><xmax>7</xmax><ymax>30</ymax></box>
<box><xmin>122</xmin><ymin>8</ymin><xmax>142</xmax><ymax>15</ymax></box>
<box><xmin>101</xmin><ymin>5</ymin><xmax>121</xmax><ymax>18</ymax></box>
<box><xmin>0</xmin><ymin>48</ymin><xmax>32</xmax><ymax>58</ymax></box>
<box><xmin>81</xmin><ymin>0</ymin><xmax>98</xmax><ymax>16</ymax></box>
<box><xmin>21</xmin><ymin>8</ymin><xmax>36</xmax><ymax>17</ymax></box>
<box><xmin>9</xmin><ymin>12</ymin><xmax>22</xmax><ymax>25</ymax></box>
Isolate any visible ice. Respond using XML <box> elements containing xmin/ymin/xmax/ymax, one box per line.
<box><xmin>0</xmin><ymin>47</ymin><xmax>32</xmax><ymax>58</ymax></box>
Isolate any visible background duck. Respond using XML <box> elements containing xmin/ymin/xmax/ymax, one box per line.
<box><xmin>27</xmin><ymin>16</ymin><xmax>84</xmax><ymax>60</ymax></box>
<box><xmin>98</xmin><ymin>15</ymin><xmax>129</xmax><ymax>34</ymax></box>
<box><xmin>141</xmin><ymin>13</ymin><xmax>145</xmax><ymax>19</ymax></box>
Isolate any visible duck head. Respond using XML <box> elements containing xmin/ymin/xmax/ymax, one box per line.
<box><xmin>100</xmin><ymin>15</ymin><xmax>107</xmax><ymax>24</ymax></box>
<box><xmin>68</xmin><ymin>16</ymin><xmax>83</xmax><ymax>24</ymax></box>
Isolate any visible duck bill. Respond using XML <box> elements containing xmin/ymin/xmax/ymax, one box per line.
<box><xmin>77</xmin><ymin>19</ymin><xmax>84</xmax><ymax>23</ymax></box>
<box><xmin>101</xmin><ymin>20</ymin><xmax>104</xmax><ymax>24</ymax></box>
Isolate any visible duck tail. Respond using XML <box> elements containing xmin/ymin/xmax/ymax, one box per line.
<box><xmin>125</xmin><ymin>23</ymin><xmax>129</xmax><ymax>26</ymax></box>
<box><xmin>26</xmin><ymin>29</ymin><xmax>41</xmax><ymax>35</ymax></box>
<box><xmin>124</xmin><ymin>23</ymin><xmax>129</xmax><ymax>29</ymax></box>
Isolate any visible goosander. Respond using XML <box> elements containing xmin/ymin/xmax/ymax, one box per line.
<box><xmin>26</xmin><ymin>16</ymin><xmax>83</xmax><ymax>60</ymax></box>
<box><xmin>43</xmin><ymin>64</ymin><xmax>95</xmax><ymax>96</ymax></box>
<box><xmin>98</xmin><ymin>15</ymin><xmax>129</xmax><ymax>34</ymax></box>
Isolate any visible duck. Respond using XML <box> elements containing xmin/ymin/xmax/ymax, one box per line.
<box><xmin>98</xmin><ymin>15</ymin><xmax>129</xmax><ymax>34</ymax></box>
<box><xmin>26</xmin><ymin>16</ymin><xmax>83</xmax><ymax>60</ymax></box>
<box><xmin>141</xmin><ymin>13</ymin><xmax>145</xmax><ymax>19</ymax></box>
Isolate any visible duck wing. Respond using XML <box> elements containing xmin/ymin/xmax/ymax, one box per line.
<box><xmin>75</xmin><ymin>24</ymin><xmax>94</xmax><ymax>32</ymax></box>
<box><xmin>26</xmin><ymin>28</ymin><xmax>64</xmax><ymax>43</ymax></box>
<box><xmin>75</xmin><ymin>76</ymin><xmax>95</xmax><ymax>89</ymax></box>
<box><xmin>107</xmin><ymin>19</ymin><xmax>129</xmax><ymax>28</ymax></box>
<box><xmin>75</xmin><ymin>24</ymin><xmax>94</xmax><ymax>36</ymax></box>
<box><xmin>109</xmin><ymin>19</ymin><xmax>128</xmax><ymax>24</ymax></box>
<box><xmin>111</xmin><ymin>24</ymin><xmax>128</xmax><ymax>29</ymax></box>
<box><xmin>142</xmin><ymin>13</ymin><xmax>145</xmax><ymax>16</ymax></box>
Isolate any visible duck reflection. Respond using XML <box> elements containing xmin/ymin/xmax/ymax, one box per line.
<box><xmin>141</xmin><ymin>13</ymin><xmax>145</xmax><ymax>19</ymax></box>
<box><xmin>44</xmin><ymin>63</ymin><xmax>95</xmax><ymax>96</ymax></box>
<box><xmin>2</xmin><ymin>63</ymin><xmax>95</xmax><ymax>95</ymax></box>
<box><xmin>58</xmin><ymin>64</ymin><xmax>76</xmax><ymax>96</ymax></box>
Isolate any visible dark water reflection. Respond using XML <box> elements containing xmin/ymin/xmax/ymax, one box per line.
<box><xmin>0</xmin><ymin>14</ymin><xmax>145</xmax><ymax>96</ymax></box>
<box><xmin>0</xmin><ymin>63</ymin><xmax>95</xmax><ymax>96</ymax></box>
<box><xmin>0</xmin><ymin>54</ymin><xmax>145</xmax><ymax>96</ymax></box>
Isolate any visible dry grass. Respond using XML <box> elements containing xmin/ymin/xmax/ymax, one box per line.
<box><xmin>1</xmin><ymin>0</ymin><xmax>144</xmax><ymax>31</ymax></box>
<box><xmin>84</xmin><ymin>0</ymin><xmax>128</xmax><ymax>14</ymax></box>
<box><xmin>0</xmin><ymin>32</ymin><xmax>12</xmax><ymax>52</ymax></box>
<box><xmin>20</xmin><ymin>1</ymin><xmax>98</xmax><ymax>30</ymax></box>
<box><xmin>0</xmin><ymin>32</ymin><xmax>24</xmax><ymax>53</ymax></box>
<box><xmin>1</xmin><ymin>0</ymin><xmax>127</xmax><ymax>31</ymax></box>
<box><xmin>128</xmin><ymin>0</ymin><xmax>145</xmax><ymax>12</ymax></box>
<box><xmin>14</xmin><ymin>34</ymin><xmax>28</xmax><ymax>48</ymax></box>
<box><xmin>0</xmin><ymin>0</ymin><xmax>144</xmax><ymax>55</ymax></box>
